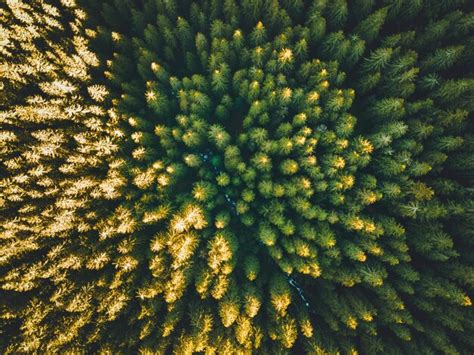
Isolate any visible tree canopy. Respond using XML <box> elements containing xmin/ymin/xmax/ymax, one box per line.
<box><xmin>1</xmin><ymin>0</ymin><xmax>473</xmax><ymax>353</ymax></box>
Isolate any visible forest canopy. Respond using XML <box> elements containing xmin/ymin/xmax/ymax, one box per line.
<box><xmin>1</xmin><ymin>0</ymin><xmax>473</xmax><ymax>353</ymax></box>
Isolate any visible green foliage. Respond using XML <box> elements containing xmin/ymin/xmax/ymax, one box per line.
<box><xmin>1</xmin><ymin>0</ymin><xmax>474</xmax><ymax>353</ymax></box>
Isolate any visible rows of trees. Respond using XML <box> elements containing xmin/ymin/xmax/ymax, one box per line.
<box><xmin>1</xmin><ymin>0</ymin><xmax>473</xmax><ymax>353</ymax></box>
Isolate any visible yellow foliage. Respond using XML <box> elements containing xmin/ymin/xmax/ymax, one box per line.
<box><xmin>278</xmin><ymin>48</ymin><xmax>293</xmax><ymax>63</ymax></box>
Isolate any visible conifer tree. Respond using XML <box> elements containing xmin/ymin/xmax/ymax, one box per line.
<box><xmin>1</xmin><ymin>0</ymin><xmax>474</xmax><ymax>353</ymax></box>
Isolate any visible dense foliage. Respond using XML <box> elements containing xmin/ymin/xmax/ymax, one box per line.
<box><xmin>1</xmin><ymin>0</ymin><xmax>474</xmax><ymax>353</ymax></box>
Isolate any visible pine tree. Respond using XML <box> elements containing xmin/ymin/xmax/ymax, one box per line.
<box><xmin>1</xmin><ymin>0</ymin><xmax>474</xmax><ymax>353</ymax></box>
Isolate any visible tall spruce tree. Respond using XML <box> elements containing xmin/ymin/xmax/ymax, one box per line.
<box><xmin>1</xmin><ymin>0</ymin><xmax>473</xmax><ymax>353</ymax></box>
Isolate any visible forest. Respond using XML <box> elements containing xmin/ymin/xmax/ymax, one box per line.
<box><xmin>1</xmin><ymin>0</ymin><xmax>473</xmax><ymax>353</ymax></box>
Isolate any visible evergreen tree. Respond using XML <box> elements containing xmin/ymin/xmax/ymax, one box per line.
<box><xmin>1</xmin><ymin>0</ymin><xmax>473</xmax><ymax>353</ymax></box>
